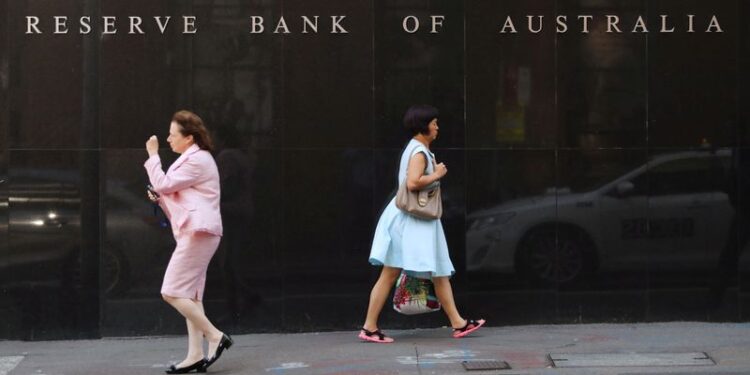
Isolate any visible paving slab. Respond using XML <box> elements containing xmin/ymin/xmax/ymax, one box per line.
<box><xmin>0</xmin><ymin>323</ymin><xmax>748</xmax><ymax>374</ymax></box>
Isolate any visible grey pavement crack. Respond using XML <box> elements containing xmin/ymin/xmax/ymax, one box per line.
<box><xmin>416</xmin><ymin>345</ymin><xmax>422</xmax><ymax>375</ymax></box>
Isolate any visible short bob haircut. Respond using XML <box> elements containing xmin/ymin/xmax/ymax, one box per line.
<box><xmin>403</xmin><ymin>104</ymin><xmax>439</xmax><ymax>136</ymax></box>
<box><xmin>172</xmin><ymin>110</ymin><xmax>214</xmax><ymax>152</ymax></box>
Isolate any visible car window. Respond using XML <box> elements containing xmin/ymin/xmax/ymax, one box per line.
<box><xmin>648</xmin><ymin>157</ymin><xmax>717</xmax><ymax>196</ymax></box>
<box><xmin>628</xmin><ymin>170</ymin><xmax>649</xmax><ymax>196</ymax></box>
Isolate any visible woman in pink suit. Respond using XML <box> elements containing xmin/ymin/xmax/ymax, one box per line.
<box><xmin>145</xmin><ymin>110</ymin><xmax>233</xmax><ymax>374</ymax></box>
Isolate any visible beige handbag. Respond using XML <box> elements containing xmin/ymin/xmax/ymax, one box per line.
<box><xmin>395</xmin><ymin>151</ymin><xmax>443</xmax><ymax>220</ymax></box>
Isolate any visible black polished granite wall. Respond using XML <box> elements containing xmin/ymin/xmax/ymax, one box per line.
<box><xmin>1</xmin><ymin>0</ymin><xmax>748</xmax><ymax>339</ymax></box>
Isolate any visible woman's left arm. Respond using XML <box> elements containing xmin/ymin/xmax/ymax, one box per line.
<box><xmin>406</xmin><ymin>153</ymin><xmax>446</xmax><ymax>191</ymax></box>
<box><xmin>145</xmin><ymin>155</ymin><xmax>203</xmax><ymax>195</ymax></box>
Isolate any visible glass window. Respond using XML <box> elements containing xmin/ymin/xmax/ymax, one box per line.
<box><xmin>648</xmin><ymin>157</ymin><xmax>714</xmax><ymax>196</ymax></box>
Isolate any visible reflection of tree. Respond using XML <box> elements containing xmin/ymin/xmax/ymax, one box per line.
<box><xmin>189</xmin><ymin>0</ymin><xmax>277</xmax><ymax>148</ymax></box>
<box><xmin>379</xmin><ymin>0</ymin><xmax>464</xmax><ymax>146</ymax></box>
<box><xmin>178</xmin><ymin>2</ymin><xmax>279</xmax><ymax>325</ymax></box>
<box><xmin>339</xmin><ymin>149</ymin><xmax>373</xmax><ymax>257</ymax></box>
<box><xmin>562</xmin><ymin>1</ymin><xmax>647</xmax><ymax>149</ymax></box>
<box><xmin>581</xmin><ymin>30</ymin><xmax>644</xmax><ymax>135</ymax></box>
<box><xmin>213</xmin><ymin>123</ymin><xmax>259</xmax><ymax>324</ymax></box>
<box><xmin>711</xmin><ymin>123</ymin><xmax>750</xmax><ymax>306</ymax></box>
<box><xmin>77</xmin><ymin>0</ymin><xmax>101</xmax><ymax>338</ymax></box>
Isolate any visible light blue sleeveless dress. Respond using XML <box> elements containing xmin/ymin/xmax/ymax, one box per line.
<box><xmin>369</xmin><ymin>139</ymin><xmax>455</xmax><ymax>279</ymax></box>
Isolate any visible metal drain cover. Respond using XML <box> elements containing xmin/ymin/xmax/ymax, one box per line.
<box><xmin>550</xmin><ymin>352</ymin><xmax>714</xmax><ymax>368</ymax></box>
<box><xmin>462</xmin><ymin>360</ymin><xmax>511</xmax><ymax>371</ymax></box>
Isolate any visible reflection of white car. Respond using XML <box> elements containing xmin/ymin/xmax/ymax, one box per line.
<box><xmin>467</xmin><ymin>150</ymin><xmax>734</xmax><ymax>284</ymax></box>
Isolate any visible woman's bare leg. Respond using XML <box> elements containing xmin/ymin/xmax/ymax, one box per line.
<box><xmin>432</xmin><ymin>276</ymin><xmax>467</xmax><ymax>328</ymax></box>
<box><xmin>363</xmin><ymin>266</ymin><xmax>402</xmax><ymax>331</ymax></box>
<box><xmin>163</xmin><ymin>296</ymin><xmax>224</xmax><ymax>360</ymax></box>
<box><xmin>181</xmin><ymin>312</ymin><xmax>205</xmax><ymax>366</ymax></box>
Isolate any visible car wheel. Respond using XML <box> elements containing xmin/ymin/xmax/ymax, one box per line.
<box><xmin>102</xmin><ymin>246</ymin><xmax>130</xmax><ymax>297</ymax></box>
<box><xmin>517</xmin><ymin>226</ymin><xmax>595</xmax><ymax>285</ymax></box>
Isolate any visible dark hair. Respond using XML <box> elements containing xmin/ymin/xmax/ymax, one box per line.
<box><xmin>403</xmin><ymin>105</ymin><xmax>439</xmax><ymax>136</ymax></box>
<box><xmin>172</xmin><ymin>110</ymin><xmax>214</xmax><ymax>152</ymax></box>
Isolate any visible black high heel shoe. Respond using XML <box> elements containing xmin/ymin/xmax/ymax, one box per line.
<box><xmin>203</xmin><ymin>333</ymin><xmax>234</xmax><ymax>370</ymax></box>
<box><xmin>165</xmin><ymin>358</ymin><xmax>207</xmax><ymax>374</ymax></box>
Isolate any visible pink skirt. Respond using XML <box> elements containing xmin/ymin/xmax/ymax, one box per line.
<box><xmin>161</xmin><ymin>231</ymin><xmax>221</xmax><ymax>301</ymax></box>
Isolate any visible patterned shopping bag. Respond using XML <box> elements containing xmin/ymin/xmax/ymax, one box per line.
<box><xmin>392</xmin><ymin>272</ymin><xmax>441</xmax><ymax>315</ymax></box>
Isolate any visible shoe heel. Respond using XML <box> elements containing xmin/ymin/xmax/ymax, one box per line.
<box><xmin>224</xmin><ymin>335</ymin><xmax>234</xmax><ymax>350</ymax></box>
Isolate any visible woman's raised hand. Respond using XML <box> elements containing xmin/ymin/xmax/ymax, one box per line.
<box><xmin>146</xmin><ymin>189</ymin><xmax>159</xmax><ymax>203</ymax></box>
<box><xmin>146</xmin><ymin>135</ymin><xmax>159</xmax><ymax>156</ymax></box>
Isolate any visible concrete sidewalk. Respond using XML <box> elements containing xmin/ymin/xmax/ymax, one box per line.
<box><xmin>1</xmin><ymin>322</ymin><xmax>749</xmax><ymax>375</ymax></box>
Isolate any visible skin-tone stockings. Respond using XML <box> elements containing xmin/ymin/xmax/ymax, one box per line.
<box><xmin>163</xmin><ymin>296</ymin><xmax>224</xmax><ymax>368</ymax></box>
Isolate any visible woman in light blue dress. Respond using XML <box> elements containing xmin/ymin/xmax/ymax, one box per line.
<box><xmin>359</xmin><ymin>105</ymin><xmax>485</xmax><ymax>343</ymax></box>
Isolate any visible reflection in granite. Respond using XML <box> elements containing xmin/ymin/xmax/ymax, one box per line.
<box><xmin>2</xmin><ymin>0</ymin><xmax>749</xmax><ymax>338</ymax></box>
<box><xmin>375</xmin><ymin>0</ymin><xmax>465</xmax><ymax>148</ymax></box>
<box><xmin>2</xmin><ymin>152</ymin><xmax>96</xmax><ymax>339</ymax></box>
<box><xmin>466</xmin><ymin>0</ymin><xmax>556</xmax><ymax>148</ymax></box>
<box><xmin>647</xmin><ymin>0</ymin><xmax>739</xmax><ymax>148</ymax></box>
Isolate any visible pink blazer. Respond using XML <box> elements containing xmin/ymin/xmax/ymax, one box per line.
<box><xmin>144</xmin><ymin>144</ymin><xmax>223</xmax><ymax>236</ymax></box>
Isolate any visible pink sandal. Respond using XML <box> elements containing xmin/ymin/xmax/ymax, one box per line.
<box><xmin>358</xmin><ymin>328</ymin><xmax>394</xmax><ymax>343</ymax></box>
<box><xmin>452</xmin><ymin>319</ymin><xmax>486</xmax><ymax>338</ymax></box>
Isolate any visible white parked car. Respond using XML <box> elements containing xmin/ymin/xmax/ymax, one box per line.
<box><xmin>466</xmin><ymin>149</ymin><xmax>734</xmax><ymax>284</ymax></box>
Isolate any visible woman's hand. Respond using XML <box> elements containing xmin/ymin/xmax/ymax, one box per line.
<box><xmin>434</xmin><ymin>162</ymin><xmax>447</xmax><ymax>179</ymax></box>
<box><xmin>146</xmin><ymin>189</ymin><xmax>159</xmax><ymax>203</ymax></box>
<box><xmin>146</xmin><ymin>135</ymin><xmax>159</xmax><ymax>157</ymax></box>
<box><xmin>407</xmin><ymin>154</ymin><xmax>446</xmax><ymax>191</ymax></box>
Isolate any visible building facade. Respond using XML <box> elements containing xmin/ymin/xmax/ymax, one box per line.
<box><xmin>1</xmin><ymin>0</ymin><xmax>749</xmax><ymax>339</ymax></box>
